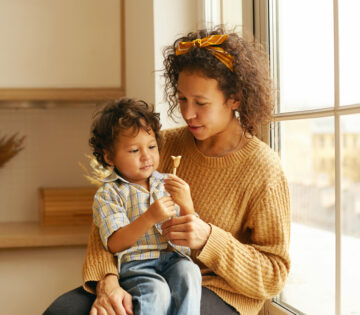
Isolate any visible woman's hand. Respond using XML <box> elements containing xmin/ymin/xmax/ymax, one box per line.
<box><xmin>164</xmin><ymin>174</ymin><xmax>194</xmax><ymax>215</ymax></box>
<box><xmin>161</xmin><ymin>214</ymin><xmax>211</xmax><ymax>250</ymax></box>
<box><xmin>90</xmin><ymin>274</ymin><xmax>133</xmax><ymax>315</ymax></box>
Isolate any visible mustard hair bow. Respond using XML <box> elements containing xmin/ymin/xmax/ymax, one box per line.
<box><xmin>176</xmin><ymin>34</ymin><xmax>234</xmax><ymax>71</ymax></box>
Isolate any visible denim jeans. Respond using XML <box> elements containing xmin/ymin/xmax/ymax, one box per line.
<box><xmin>119</xmin><ymin>251</ymin><xmax>201</xmax><ymax>315</ymax></box>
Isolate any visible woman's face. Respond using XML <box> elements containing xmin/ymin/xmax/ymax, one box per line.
<box><xmin>177</xmin><ymin>71</ymin><xmax>239</xmax><ymax>141</ymax></box>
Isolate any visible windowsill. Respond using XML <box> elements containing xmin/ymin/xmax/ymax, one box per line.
<box><xmin>0</xmin><ymin>222</ymin><xmax>90</xmax><ymax>249</ymax></box>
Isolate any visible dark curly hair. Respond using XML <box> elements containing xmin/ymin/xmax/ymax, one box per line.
<box><xmin>163</xmin><ymin>25</ymin><xmax>275</xmax><ymax>136</ymax></box>
<box><xmin>89</xmin><ymin>98</ymin><xmax>162</xmax><ymax>168</ymax></box>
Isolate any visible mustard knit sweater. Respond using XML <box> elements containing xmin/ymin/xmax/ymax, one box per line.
<box><xmin>83</xmin><ymin>127</ymin><xmax>291</xmax><ymax>315</ymax></box>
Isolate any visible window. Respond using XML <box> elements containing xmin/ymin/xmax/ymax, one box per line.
<box><xmin>214</xmin><ymin>0</ymin><xmax>360</xmax><ymax>313</ymax></box>
<box><xmin>268</xmin><ymin>0</ymin><xmax>360</xmax><ymax>314</ymax></box>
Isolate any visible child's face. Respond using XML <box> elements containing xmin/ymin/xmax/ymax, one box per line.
<box><xmin>105</xmin><ymin>127</ymin><xmax>159</xmax><ymax>188</ymax></box>
<box><xmin>177</xmin><ymin>70</ymin><xmax>239</xmax><ymax>141</ymax></box>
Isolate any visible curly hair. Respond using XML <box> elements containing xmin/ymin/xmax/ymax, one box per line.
<box><xmin>89</xmin><ymin>98</ymin><xmax>162</xmax><ymax>168</ymax></box>
<box><xmin>163</xmin><ymin>25</ymin><xmax>275</xmax><ymax>136</ymax></box>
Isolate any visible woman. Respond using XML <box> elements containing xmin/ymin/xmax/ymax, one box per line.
<box><xmin>44</xmin><ymin>26</ymin><xmax>290</xmax><ymax>315</ymax></box>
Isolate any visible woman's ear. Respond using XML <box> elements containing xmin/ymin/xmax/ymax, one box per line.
<box><xmin>227</xmin><ymin>94</ymin><xmax>240</xmax><ymax>110</ymax></box>
<box><xmin>227</xmin><ymin>96</ymin><xmax>241</xmax><ymax>111</ymax></box>
<box><xmin>103</xmin><ymin>150</ymin><xmax>113</xmax><ymax>166</ymax></box>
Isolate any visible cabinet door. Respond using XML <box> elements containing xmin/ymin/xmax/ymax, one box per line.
<box><xmin>0</xmin><ymin>0</ymin><xmax>124</xmax><ymax>100</ymax></box>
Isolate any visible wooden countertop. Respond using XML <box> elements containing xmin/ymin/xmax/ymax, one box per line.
<box><xmin>0</xmin><ymin>222</ymin><xmax>90</xmax><ymax>249</ymax></box>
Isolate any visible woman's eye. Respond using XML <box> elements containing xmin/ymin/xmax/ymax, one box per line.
<box><xmin>149</xmin><ymin>145</ymin><xmax>157</xmax><ymax>149</ymax></box>
<box><xmin>178</xmin><ymin>97</ymin><xmax>186</xmax><ymax>102</ymax></box>
<box><xmin>196</xmin><ymin>102</ymin><xmax>207</xmax><ymax>106</ymax></box>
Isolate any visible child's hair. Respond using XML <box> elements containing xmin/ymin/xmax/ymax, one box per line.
<box><xmin>163</xmin><ymin>25</ymin><xmax>275</xmax><ymax>136</ymax></box>
<box><xmin>89</xmin><ymin>98</ymin><xmax>161</xmax><ymax>168</ymax></box>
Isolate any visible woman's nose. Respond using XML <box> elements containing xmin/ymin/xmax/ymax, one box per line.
<box><xmin>181</xmin><ymin>104</ymin><xmax>196</xmax><ymax>120</ymax></box>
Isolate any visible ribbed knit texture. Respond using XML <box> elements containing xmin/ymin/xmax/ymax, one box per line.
<box><xmin>83</xmin><ymin>127</ymin><xmax>291</xmax><ymax>315</ymax></box>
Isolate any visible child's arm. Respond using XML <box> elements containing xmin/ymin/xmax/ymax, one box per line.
<box><xmin>164</xmin><ymin>174</ymin><xmax>195</xmax><ymax>216</ymax></box>
<box><xmin>107</xmin><ymin>196</ymin><xmax>176</xmax><ymax>253</ymax></box>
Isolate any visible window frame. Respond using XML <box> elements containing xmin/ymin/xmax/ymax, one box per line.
<box><xmin>218</xmin><ymin>0</ymin><xmax>360</xmax><ymax>313</ymax></box>
<box><xmin>264</xmin><ymin>0</ymin><xmax>360</xmax><ymax>314</ymax></box>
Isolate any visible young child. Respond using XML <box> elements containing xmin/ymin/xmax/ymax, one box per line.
<box><xmin>89</xmin><ymin>98</ymin><xmax>201</xmax><ymax>315</ymax></box>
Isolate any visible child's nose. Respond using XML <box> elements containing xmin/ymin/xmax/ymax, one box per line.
<box><xmin>140</xmin><ymin>149</ymin><xmax>151</xmax><ymax>160</ymax></box>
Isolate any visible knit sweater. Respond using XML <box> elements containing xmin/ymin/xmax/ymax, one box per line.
<box><xmin>82</xmin><ymin>127</ymin><xmax>291</xmax><ymax>315</ymax></box>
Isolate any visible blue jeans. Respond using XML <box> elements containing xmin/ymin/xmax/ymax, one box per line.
<box><xmin>119</xmin><ymin>251</ymin><xmax>201</xmax><ymax>315</ymax></box>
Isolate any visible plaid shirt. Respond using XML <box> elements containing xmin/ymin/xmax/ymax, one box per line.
<box><xmin>93</xmin><ymin>170</ymin><xmax>190</xmax><ymax>270</ymax></box>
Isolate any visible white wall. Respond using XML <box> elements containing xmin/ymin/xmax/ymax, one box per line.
<box><xmin>0</xmin><ymin>247</ymin><xmax>87</xmax><ymax>314</ymax></box>
<box><xmin>0</xmin><ymin>0</ymin><xmax>121</xmax><ymax>88</ymax></box>
<box><xmin>153</xmin><ymin>0</ymin><xmax>199</xmax><ymax>129</ymax></box>
<box><xmin>124</xmin><ymin>0</ymin><xmax>155</xmax><ymax>104</ymax></box>
<box><xmin>0</xmin><ymin>106</ymin><xmax>94</xmax><ymax>222</ymax></box>
<box><xmin>0</xmin><ymin>1</ymin><xmax>198</xmax><ymax>314</ymax></box>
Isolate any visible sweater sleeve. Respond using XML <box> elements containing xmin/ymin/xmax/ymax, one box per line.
<box><xmin>82</xmin><ymin>222</ymin><xmax>118</xmax><ymax>294</ymax></box>
<box><xmin>197</xmin><ymin>178</ymin><xmax>291</xmax><ymax>300</ymax></box>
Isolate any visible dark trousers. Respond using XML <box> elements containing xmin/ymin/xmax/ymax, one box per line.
<box><xmin>43</xmin><ymin>286</ymin><xmax>239</xmax><ymax>315</ymax></box>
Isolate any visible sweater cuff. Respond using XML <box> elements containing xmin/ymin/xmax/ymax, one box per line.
<box><xmin>196</xmin><ymin>223</ymin><xmax>228</xmax><ymax>265</ymax></box>
<box><xmin>83</xmin><ymin>264</ymin><xmax>119</xmax><ymax>294</ymax></box>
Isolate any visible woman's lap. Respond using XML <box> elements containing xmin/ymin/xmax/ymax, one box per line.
<box><xmin>201</xmin><ymin>287</ymin><xmax>239</xmax><ymax>315</ymax></box>
<box><xmin>43</xmin><ymin>286</ymin><xmax>95</xmax><ymax>315</ymax></box>
<box><xmin>43</xmin><ymin>285</ymin><xmax>239</xmax><ymax>315</ymax></box>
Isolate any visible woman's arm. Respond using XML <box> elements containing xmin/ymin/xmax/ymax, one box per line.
<box><xmin>162</xmin><ymin>180</ymin><xmax>291</xmax><ymax>300</ymax></box>
<box><xmin>90</xmin><ymin>274</ymin><xmax>133</xmax><ymax>315</ymax></box>
<box><xmin>161</xmin><ymin>214</ymin><xmax>211</xmax><ymax>249</ymax></box>
<box><xmin>82</xmin><ymin>223</ymin><xmax>133</xmax><ymax>314</ymax></box>
<box><xmin>82</xmin><ymin>223</ymin><xmax>119</xmax><ymax>293</ymax></box>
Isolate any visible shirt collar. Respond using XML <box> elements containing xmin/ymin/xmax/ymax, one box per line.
<box><xmin>101</xmin><ymin>168</ymin><xmax>165</xmax><ymax>184</ymax></box>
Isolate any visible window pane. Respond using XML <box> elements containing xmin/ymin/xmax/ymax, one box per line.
<box><xmin>339</xmin><ymin>0</ymin><xmax>360</xmax><ymax>106</ymax></box>
<box><xmin>277</xmin><ymin>0</ymin><xmax>334</xmax><ymax>112</ymax></box>
<box><xmin>277</xmin><ymin>118</ymin><xmax>335</xmax><ymax>314</ymax></box>
<box><xmin>341</xmin><ymin>114</ymin><xmax>360</xmax><ymax>314</ymax></box>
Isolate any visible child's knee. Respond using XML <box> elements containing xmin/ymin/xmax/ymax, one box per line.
<box><xmin>190</xmin><ymin>263</ymin><xmax>202</xmax><ymax>285</ymax></box>
<box><xmin>179</xmin><ymin>260</ymin><xmax>202</xmax><ymax>286</ymax></box>
<box><xmin>136</xmin><ymin>279</ymin><xmax>171</xmax><ymax>314</ymax></box>
<box><xmin>150</xmin><ymin>280</ymin><xmax>172</xmax><ymax>304</ymax></box>
<box><xmin>189</xmin><ymin>262</ymin><xmax>201</xmax><ymax>278</ymax></box>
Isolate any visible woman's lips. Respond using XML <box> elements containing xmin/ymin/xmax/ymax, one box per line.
<box><xmin>188</xmin><ymin>125</ymin><xmax>203</xmax><ymax>133</ymax></box>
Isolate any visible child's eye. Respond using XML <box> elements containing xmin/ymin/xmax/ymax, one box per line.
<box><xmin>129</xmin><ymin>149</ymin><xmax>138</xmax><ymax>153</ymax></box>
<box><xmin>149</xmin><ymin>145</ymin><xmax>157</xmax><ymax>149</ymax></box>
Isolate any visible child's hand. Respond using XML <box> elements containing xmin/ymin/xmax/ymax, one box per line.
<box><xmin>164</xmin><ymin>174</ymin><xmax>195</xmax><ymax>215</ymax></box>
<box><xmin>147</xmin><ymin>196</ymin><xmax>176</xmax><ymax>224</ymax></box>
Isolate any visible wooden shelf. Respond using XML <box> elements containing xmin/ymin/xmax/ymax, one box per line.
<box><xmin>0</xmin><ymin>222</ymin><xmax>90</xmax><ymax>249</ymax></box>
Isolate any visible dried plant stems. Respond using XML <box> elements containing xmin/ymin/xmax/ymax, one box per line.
<box><xmin>0</xmin><ymin>133</ymin><xmax>25</xmax><ymax>168</ymax></box>
<box><xmin>78</xmin><ymin>154</ymin><xmax>112</xmax><ymax>187</ymax></box>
